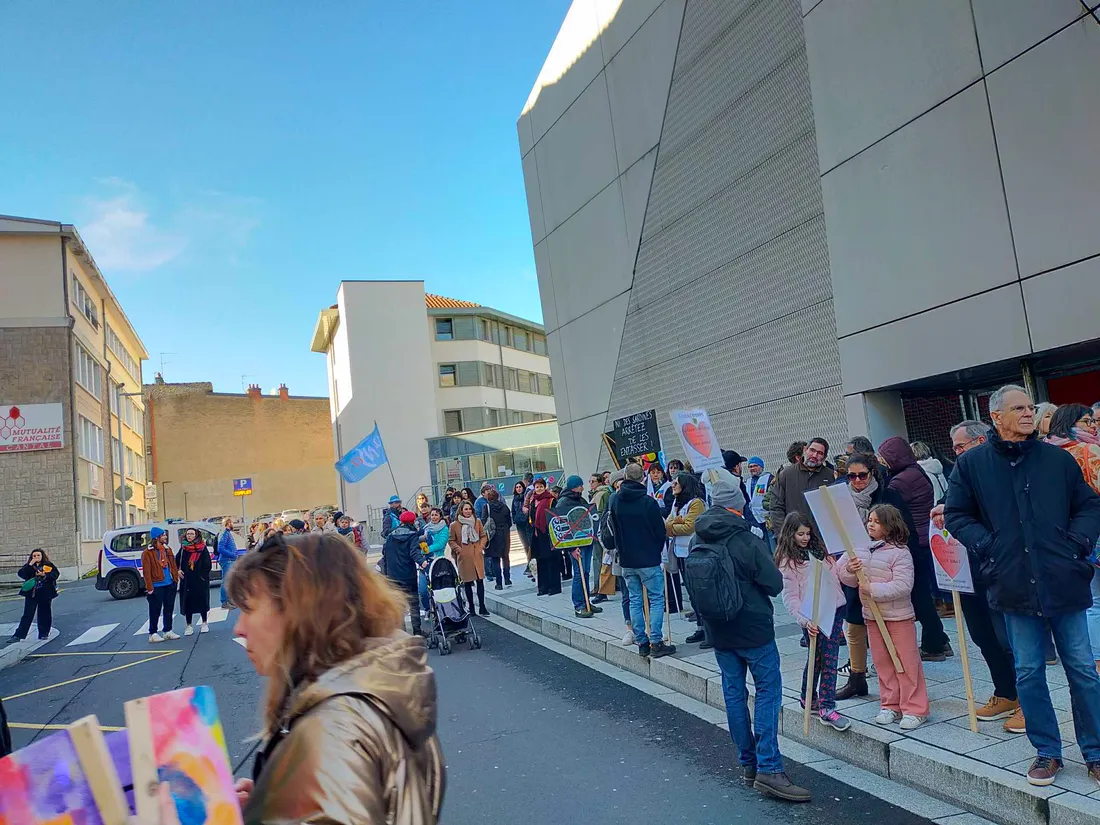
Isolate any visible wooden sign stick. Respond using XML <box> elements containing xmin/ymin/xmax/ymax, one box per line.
<box><xmin>575</xmin><ymin>551</ymin><xmax>593</xmax><ymax>613</ymax></box>
<box><xmin>821</xmin><ymin>493</ymin><xmax>904</xmax><ymax>673</ymax></box>
<box><xmin>803</xmin><ymin>559</ymin><xmax>824</xmax><ymax>736</ymax></box>
<box><xmin>68</xmin><ymin>716</ymin><xmax>130</xmax><ymax>825</ymax></box>
<box><xmin>953</xmin><ymin>589</ymin><xmax>979</xmax><ymax>732</ymax></box>
<box><xmin>641</xmin><ymin>584</ymin><xmax>652</xmax><ymax>639</ymax></box>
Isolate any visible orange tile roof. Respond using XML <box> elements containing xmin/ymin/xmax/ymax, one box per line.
<box><xmin>425</xmin><ymin>293</ymin><xmax>481</xmax><ymax>309</ymax></box>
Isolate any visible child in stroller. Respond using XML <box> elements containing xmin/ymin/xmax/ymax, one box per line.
<box><xmin>425</xmin><ymin>556</ymin><xmax>481</xmax><ymax>655</ymax></box>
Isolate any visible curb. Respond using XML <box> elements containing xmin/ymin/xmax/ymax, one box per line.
<box><xmin>0</xmin><ymin>627</ymin><xmax>60</xmax><ymax>672</ymax></box>
<box><xmin>484</xmin><ymin>588</ymin><xmax>1100</xmax><ymax>825</ymax></box>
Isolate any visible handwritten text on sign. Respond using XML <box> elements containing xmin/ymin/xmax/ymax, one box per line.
<box><xmin>607</xmin><ymin>409</ymin><xmax>660</xmax><ymax>463</ymax></box>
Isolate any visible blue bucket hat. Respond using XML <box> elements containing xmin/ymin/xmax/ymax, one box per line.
<box><xmin>150</xmin><ymin>526</ymin><xmax>167</xmax><ymax>540</ymax></box>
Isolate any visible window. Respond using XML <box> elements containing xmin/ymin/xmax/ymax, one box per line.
<box><xmin>505</xmin><ymin>367</ymin><xmax>518</xmax><ymax>391</ymax></box>
<box><xmin>503</xmin><ymin>326</ymin><xmax>513</xmax><ymax>348</ymax></box>
<box><xmin>532</xmin><ymin>334</ymin><xmax>547</xmax><ymax>356</ymax></box>
<box><xmin>468</xmin><ymin>453</ymin><xmax>487</xmax><ymax>480</ymax></box>
<box><xmin>114</xmin><ymin>502</ymin><xmax>125</xmax><ymax>527</ymax></box>
<box><xmin>479</xmin><ymin>319</ymin><xmax>491</xmax><ymax>342</ymax></box>
<box><xmin>513</xmin><ymin>328</ymin><xmax>529</xmax><ymax>352</ymax></box>
<box><xmin>112</xmin><ymin>437</ymin><xmax>121</xmax><ymax>472</ymax></box>
<box><xmin>444</xmin><ymin>410</ymin><xmax>463</xmax><ymax>434</ymax></box>
<box><xmin>439</xmin><ymin>364</ymin><xmax>456</xmax><ymax>387</ymax></box>
<box><xmin>106</xmin><ymin>324</ymin><xmax>140</xmax><ymax>380</ymax></box>
<box><xmin>75</xmin><ymin>343</ymin><xmax>103</xmax><ymax>398</ymax></box>
<box><xmin>435</xmin><ymin>318</ymin><xmax>454</xmax><ymax>340</ymax></box>
<box><xmin>80</xmin><ymin>417</ymin><xmax>104</xmax><ymax>465</ymax></box>
<box><xmin>110</xmin><ymin>529</ymin><xmax>150</xmax><ymax>553</ymax></box>
<box><xmin>482</xmin><ymin>362</ymin><xmax>503</xmax><ymax>388</ymax></box>
<box><xmin>129</xmin><ymin>505</ymin><xmax>137</xmax><ymax>524</ymax></box>
<box><xmin>127</xmin><ymin>447</ymin><xmax>142</xmax><ymax>481</ymax></box>
<box><xmin>81</xmin><ymin>496</ymin><xmax>107</xmax><ymax>541</ymax></box>
<box><xmin>71</xmin><ymin>273</ymin><xmax>99</xmax><ymax>329</ymax></box>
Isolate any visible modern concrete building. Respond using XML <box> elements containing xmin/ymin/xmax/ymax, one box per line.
<box><xmin>0</xmin><ymin>215</ymin><xmax>149</xmax><ymax>577</ymax></box>
<box><xmin>520</xmin><ymin>0</ymin><xmax>1100</xmax><ymax>472</ymax></box>
<box><xmin>143</xmin><ymin>377</ymin><xmax>338</xmax><ymax>522</ymax></box>
<box><xmin>311</xmin><ymin>281</ymin><xmax>557</xmax><ymax>516</ymax></box>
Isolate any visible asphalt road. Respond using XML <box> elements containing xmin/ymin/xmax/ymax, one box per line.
<box><xmin>1</xmin><ymin>581</ymin><xmax>936</xmax><ymax>824</ymax></box>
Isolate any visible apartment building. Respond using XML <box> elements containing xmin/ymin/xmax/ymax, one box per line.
<box><xmin>0</xmin><ymin>216</ymin><xmax>149</xmax><ymax>576</ymax></box>
<box><xmin>311</xmin><ymin>281</ymin><xmax>557</xmax><ymax>515</ymax></box>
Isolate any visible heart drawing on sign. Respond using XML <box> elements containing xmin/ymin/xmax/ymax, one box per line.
<box><xmin>682</xmin><ymin>418</ymin><xmax>713</xmax><ymax>457</ymax></box>
<box><xmin>930</xmin><ymin>530</ymin><xmax>964</xmax><ymax>579</ymax></box>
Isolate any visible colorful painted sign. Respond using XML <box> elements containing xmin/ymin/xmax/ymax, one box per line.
<box><xmin>125</xmin><ymin>685</ymin><xmax>242</xmax><ymax>825</ymax></box>
<box><xmin>669</xmin><ymin>408</ymin><xmax>723</xmax><ymax>471</ymax></box>
<box><xmin>929</xmin><ymin>524</ymin><xmax>975</xmax><ymax>594</ymax></box>
<box><xmin>549</xmin><ymin>506</ymin><xmax>595</xmax><ymax>550</ymax></box>
<box><xmin>0</xmin><ymin>403</ymin><xmax>64</xmax><ymax>453</ymax></box>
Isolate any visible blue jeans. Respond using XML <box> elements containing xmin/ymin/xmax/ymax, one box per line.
<box><xmin>1087</xmin><ymin>572</ymin><xmax>1100</xmax><ymax>662</ymax></box>
<box><xmin>219</xmin><ymin>556</ymin><xmax>235</xmax><ymax>606</ymax></box>
<box><xmin>622</xmin><ymin>566</ymin><xmax>664</xmax><ymax>645</ymax></box>
<box><xmin>571</xmin><ymin>547</ymin><xmax>594</xmax><ymax>611</ymax></box>
<box><xmin>1003</xmin><ymin>610</ymin><xmax>1100</xmax><ymax>762</ymax></box>
<box><xmin>715</xmin><ymin>642</ymin><xmax>784</xmax><ymax>774</ymax></box>
<box><xmin>419</xmin><ymin>569</ymin><xmax>430</xmax><ymax>613</ymax></box>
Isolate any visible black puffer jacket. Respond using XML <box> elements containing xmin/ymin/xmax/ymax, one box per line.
<box><xmin>607</xmin><ymin>481</ymin><xmax>666</xmax><ymax>569</ymax></box>
<box><xmin>945</xmin><ymin>430</ymin><xmax>1100</xmax><ymax>616</ymax></box>
<box><xmin>879</xmin><ymin>437</ymin><xmax>935</xmax><ymax>555</ymax></box>
<box><xmin>381</xmin><ymin>525</ymin><xmax>423</xmax><ymax>587</ymax></box>
<box><xmin>484</xmin><ymin>498</ymin><xmax>513</xmax><ymax>560</ymax></box>
<box><xmin>690</xmin><ymin>507</ymin><xmax>783</xmax><ymax>650</ymax></box>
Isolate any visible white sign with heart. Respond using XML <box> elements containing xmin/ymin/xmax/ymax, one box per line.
<box><xmin>929</xmin><ymin>524</ymin><xmax>975</xmax><ymax>594</ymax></box>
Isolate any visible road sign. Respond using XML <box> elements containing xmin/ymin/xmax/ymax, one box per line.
<box><xmin>233</xmin><ymin>478</ymin><xmax>253</xmax><ymax>497</ymax></box>
<box><xmin>114</xmin><ymin>484</ymin><xmax>134</xmax><ymax>502</ymax></box>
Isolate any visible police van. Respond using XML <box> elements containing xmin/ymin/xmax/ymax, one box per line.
<box><xmin>96</xmin><ymin>520</ymin><xmax>226</xmax><ymax>600</ymax></box>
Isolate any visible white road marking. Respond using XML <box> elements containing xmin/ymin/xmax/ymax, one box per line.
<box><xmin>134</xmin><ymin>616</ymin><xmax>179</xmax><ymax>635</ymax></box>
<box><xmin>66</xmin><ymin>624</ymin><xmax>119</xmax><ymax>647</ymax></box>
<box><xmin>206</xmin><ymin>607</ymin><xmax>230</xmax><ymax>624</ymax></box>
<box><xmin>0</xmin><ymin>623</ymin><xmax>16</xmax><ymax>636</ymax></box>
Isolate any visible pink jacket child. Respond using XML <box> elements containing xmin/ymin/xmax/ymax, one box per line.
<box><xmin>836</xmin><ymin>542</ymin><xmax>915</xmax><ymax>622</ymax></box>
<box><xmin>780</xmin><ymin>558</ymin><xmax>845</xmax><ymax>630</ymax></box>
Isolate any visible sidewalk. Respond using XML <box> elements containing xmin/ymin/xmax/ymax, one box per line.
<box><xmin>482</xmin><ymin>552</ymin><xmax>1100</xmax><ymax>825</ymax></box>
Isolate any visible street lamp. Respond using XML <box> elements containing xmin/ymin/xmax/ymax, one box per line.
<box><xmin>113</xmin><ymin>381</ymin><xmax>144</xmax><ymax>527</ymax></box>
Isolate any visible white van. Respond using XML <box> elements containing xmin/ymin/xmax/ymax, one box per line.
<box><xmin>96</xmin><ymin>520</ymin><xmax>225</xmax><ymax>600</ymax></box>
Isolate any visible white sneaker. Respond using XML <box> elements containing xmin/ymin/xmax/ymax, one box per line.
<box><xmin>184</xmin><ymin>625</ymin><xmax>194</xmax><ymax>636</ymax></box>
<box><xmin>163</xmin><ymin>630</ymin><xmax>181</xmax><ymax>641</ymax></box>
<box><xmin>899</xmin><ymin>714</ymin><xmax>928</xmax><ymax>731</ymax></box>
<box><xmin>875</xmin><ymin>709</ymin><xmax>902</xmax><ymax>726</ymax></box>
<box><xmin>622</xmin><ymin>629</ymin><xmax>635</xmax><ymax>646</ymax></box>
<box><xmin>149</xmin><ymin>633</ymin><xmax>165</xmax><ymax>643</ymax></box>
<box><xmin>200</xmin><ymin>623</ymin><xmax>209</xmax><ymax>633</ymax></box>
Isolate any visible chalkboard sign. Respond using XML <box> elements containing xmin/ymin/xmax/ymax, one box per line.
<box><xmin>606</xmin><ymin>409</ymin><xmax>660</xmax><ymax>464</ymax></box>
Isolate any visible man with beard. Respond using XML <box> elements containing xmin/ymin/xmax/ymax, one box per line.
<box><xmin>768</xmin><ymin>438</ymin><xmax>834</xmax><ymax>532</ymax></box>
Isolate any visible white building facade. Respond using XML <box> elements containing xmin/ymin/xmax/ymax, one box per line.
<box><xmin>520</xmin><ymin>0</ymin><xmax>1100</xmax><ymax>472</ymax></box>
<box><xmin>312</xmin><ymin>282</ymin><xmax>556</xmax><ymax>515</ymax></box>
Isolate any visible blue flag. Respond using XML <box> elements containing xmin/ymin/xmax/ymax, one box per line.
<box><xmin>335</xmin><ymin>424</ymin><xmax>388</xmax><ymax>484</ymax></box>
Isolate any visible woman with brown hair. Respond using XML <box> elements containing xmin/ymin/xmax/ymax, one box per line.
<box><xmin>8</xmin><ymin>548</ymin><xmax>60</xmax><ymax>642</ymax></box>
<box><xmin>448</xmin><ymin>500</ymin><xmax>490</xmax><ymax>615</ymax></box>
<box><xmin>227</xmin><ymin>531</ymin><xmax>445</xmax><ymax>823</ymax></box>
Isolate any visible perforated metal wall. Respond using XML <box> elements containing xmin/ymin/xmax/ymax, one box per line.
<box><xmin>605</xmin><ymin>0</ymin><xmax>846</xmax><ymax>467</ymax></box>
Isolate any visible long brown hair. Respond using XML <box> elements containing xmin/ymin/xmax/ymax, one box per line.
<box><xmin>869</xmin><ymin>504</ymin><xmax>910</xmax><ymax>547</ymax></box>
<box><xmin>27</xmin><ymin>548</ymin><xmax>52</xmax><ymax>567</ymax></box>
<box><xmin>774</xmin><ymin>513</ymin><xmax>824</xmax><ymax>569</ymax></box>
<box><xmin>226</xmin><ymin>532</ymin><xmax>407</xmax><ymax>729</ymax></box>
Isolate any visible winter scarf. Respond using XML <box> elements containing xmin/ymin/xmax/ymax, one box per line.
<box><xmin>457</xmin><ymin>514</ymin><xmax>478</xmax><ymax>544</ymax></box>
<box><xmin>182</xmin><ymin>540</ymin><xmax>206</xmax><ymax>570</ymax></box>
<box><xmin>424</xmin><ymin>520</ymin><xmax>448</xmax><ymax>538</ymax></box>
<box><xmin>1076</xmin><ymin>427</ymin><xmax>1100</xmax><ymax>446</ymax></box>
<box><xmin>532</xmin><ymin>489</ymin><xmax>556</xmax><ymax>533</ymax></box>
<box><xmin>849</xmin><ymin>476</ymin><xmax>879</xmax><ymax>522</ymax></box>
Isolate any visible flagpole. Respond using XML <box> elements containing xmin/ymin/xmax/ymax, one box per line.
<box><xmin>376</xmin><ymin>421</ymin><xmax>401</xmax><ymax>503</ymax></box>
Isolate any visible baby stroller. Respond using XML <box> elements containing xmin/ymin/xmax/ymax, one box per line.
<box><xmin>425</xmin><ymin>556</ymin><xmax>481</xmax><ymax>655</ymax></box>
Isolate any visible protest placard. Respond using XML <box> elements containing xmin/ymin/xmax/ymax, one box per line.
<box><xmin>929</xmin><ymin>524</ymin><xmax>979</xmax><ymax>731</ymax></box>
<box><xmin>669</xmin><ymin>409</ymin><xmax>723</xmax><ymax>471</ymax></box>
<box><xmin>606</xmin><ymin>410</ymin><xmax>660</xmax><ymax>464</ymax></box>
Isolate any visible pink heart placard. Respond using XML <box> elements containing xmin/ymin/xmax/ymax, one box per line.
<box><xmin>930</xmin><ymin>531</ymin><xmax>964</xmax><ymax>579</ymax></box>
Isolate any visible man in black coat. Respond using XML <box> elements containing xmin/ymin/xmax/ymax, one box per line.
<box><xmin>550</xmin><ymin>475</ymin><xmax>601</xmax><ymax>618</ymax></box>
<box><xmin>946</xmin><ymin>384</ymin><xmax>1100</xmax><ymax>788</ymax></box>
<box><xmin>608</xmin><ymin>463</ymin><xmax>674</xmax><ymax>657</ymax></box>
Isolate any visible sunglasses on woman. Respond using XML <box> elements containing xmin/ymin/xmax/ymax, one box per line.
<box><xmin>847</xmin><ymin>471</ymin><xmax>870</xmax><ymax>481</ymax></box>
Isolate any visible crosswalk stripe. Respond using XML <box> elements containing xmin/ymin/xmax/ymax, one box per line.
<box><xmin>134</xmin><ymin>616</ymin><xmax>179</xmax><ymax>635</ymax></box>
<box><xmin>206</xmin><ymin>607</ymin><xmax>230</xmax><ymax>624</ymax></box>
<box><xmin>66</xmin><ymin>624</ymin><xmax>119</xmax><ymax>647</ymax></box>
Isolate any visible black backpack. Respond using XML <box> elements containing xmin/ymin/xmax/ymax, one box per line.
<box><xmin>682</xmin><ymin>540</ymin><xmax>744</xmax><ymax>624</ymax></box>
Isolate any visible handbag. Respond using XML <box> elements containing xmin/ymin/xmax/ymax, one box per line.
<box><xmin>20</xmin><ymin>578</ymin><xmax>36</xmax><ymax>594</ymax></box>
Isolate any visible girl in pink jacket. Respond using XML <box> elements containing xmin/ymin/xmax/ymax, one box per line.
<box><xmin>776</xmin><ymin>513</ymin><xmax>851</xmax><ymax>731</ymax></box>
<box><xmin>837</xmin><ymin>504</ymin><xmax>930</xmax><ymax>729</ymax></box>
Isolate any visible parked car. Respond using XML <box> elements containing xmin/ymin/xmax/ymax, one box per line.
<box><xmin>97</xmin><ymin>520</ymin><xmax>225</xmax><ymax>600</ymax></box>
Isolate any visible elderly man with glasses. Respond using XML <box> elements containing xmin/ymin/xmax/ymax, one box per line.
<box><xmin>946</xmin><ymin>384</ymin><xmax>1100</xmax><ymax>788</ymax></box>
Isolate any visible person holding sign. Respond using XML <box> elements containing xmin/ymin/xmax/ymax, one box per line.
<box><xmin>837</xmin><ymin>504</ymin><xmax>930</xmax><ymax>730</ymax></box>
<box><xmin>776</xmin><ymin>515</ymin><xmax>851</xmax><ymax>732</ymax></box>
<box><xmin>551</xmin><ymin>475</ymin><xmax>602</xmax><ymax>619</ymax></box>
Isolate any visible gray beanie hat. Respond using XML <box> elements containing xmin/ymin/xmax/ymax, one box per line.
<box><xmin>704</xmin><ymin>468</ymin><xmax>746</xmax><ymax>511</ymax></box>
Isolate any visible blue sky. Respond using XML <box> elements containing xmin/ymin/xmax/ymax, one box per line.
<box><xmin>0</xmin><ymin>1</ymin><xmax>568</xmax><ymax>397</ymax></box>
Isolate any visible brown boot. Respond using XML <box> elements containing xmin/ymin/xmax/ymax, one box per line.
<box><xmin>836</xmin><ymin>671</ymin><xmax>869</xmax><ymax>701</ymax></box>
